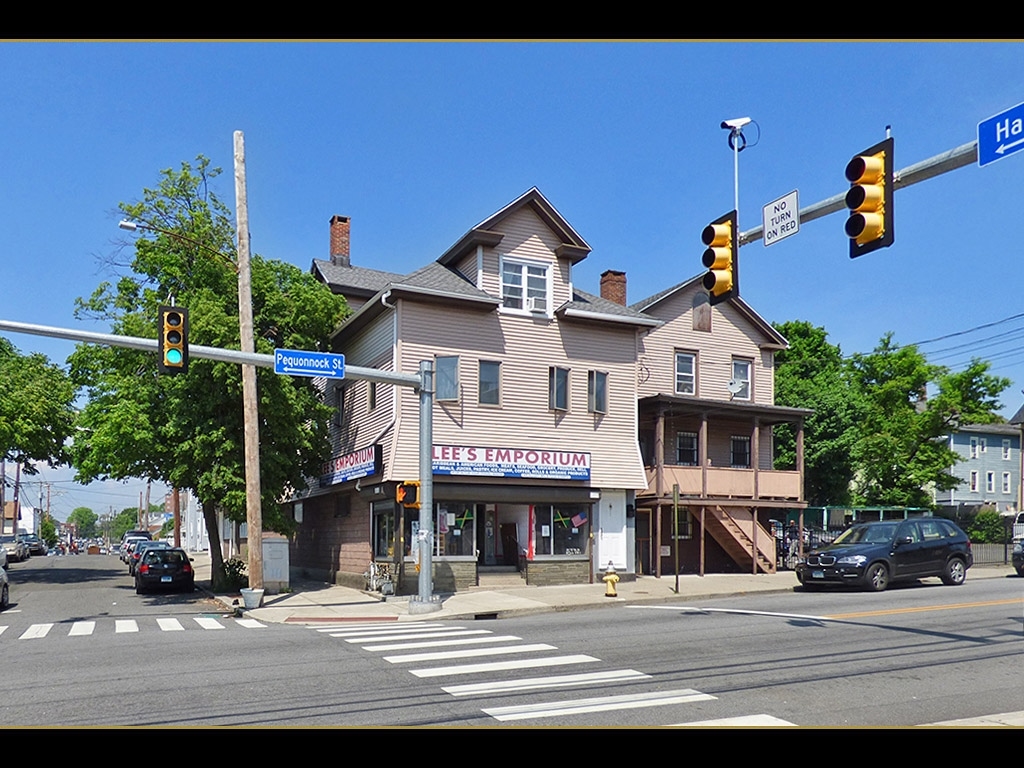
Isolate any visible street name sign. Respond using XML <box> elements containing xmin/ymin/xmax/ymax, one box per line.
<box><xmin>978</xmin><ymin>100</ymin><xmax>1024</xmax><ymax>167</ymax></box>
<box><xmin>762</xmin><ymin>190</ymin><xmax>800</xmax><ymax>247</ymax></box>
<box><xmin>274</xmin><ymin>348</ymin><xmax>345</xmax><ymax>379</ymax></box>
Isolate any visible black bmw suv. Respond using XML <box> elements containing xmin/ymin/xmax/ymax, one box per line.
<box><xmin>795</xmin><ymin>518</ymin><xmax>973</xmax><ymax>592</ymax></box>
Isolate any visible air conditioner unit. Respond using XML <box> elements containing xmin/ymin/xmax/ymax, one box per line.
<box><xmin>526</xmin><ymin>296</ymin><xmax>545</xmax><ymax>313</ymax></box>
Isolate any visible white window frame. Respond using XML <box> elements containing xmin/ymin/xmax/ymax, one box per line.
<box><xmin>479</xmin><ymin>360</ymin><xmax>501</xmax><ymax>406</ymax></box>
<box><xmin>1003</xmin><ymin>439</ymin><xmax>1011</xmax><ymax>460</ymax></box>
<box><xmin>436</xmin><ymin>355</ymin><xmax>459</xmax><ymax>402</ymax></box>
<box><xmin>587</xmin><ymin>370</ymin><xmax>607</xmax><ymax>414</ymax></box>
<box><xmin>986</xmin><ymin>471</ymin><xmax>995</xmax><ymax>493</ymax></box>
<box><xmin>730</xmin><ymin>435</ymin><xmax>751</xmax><ymax>468</ymax></box>
<box><xmin>1003</xmin><ymin>472</ymin><xmax>1012</xmax><ymax>494</ymax></box>
<box><xmin>675</xmin><ymin>352</ymin><xmax>696</xmax><ymax>395</ymax></box>
<box><xmin>980</xmin><ymin>437</ymin><xmax>988</xmax><ymax>454</ymax></box>
<box><xmin>549</xmin><ymin>366</ymin><xmax>569</xmax><ymax>411</ymax></box>
<box><xmin>970</xmin><ymin>437</ymin><xmax>978</xmax><ymax>459</ymax></box>
<box><xmin>731</xmin><ymin>358</ymin><xmax>752</xmax><ymax>401</ymax></box>
<box><xmin>500</xmin><ymin>257</ymin><xmax>549</xmax><ymax>314</ymax></box>
<box><xmin>970</xmin><ymin>470</ymin><xmax>979</xmax><ymax>492</ymax></box>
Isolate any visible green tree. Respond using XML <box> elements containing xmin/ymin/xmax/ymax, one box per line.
<box><xmin>40</xmin><ymin>516</ymin><xmax>57</xmax><ymax>548</ymax></box>
<box><xmin>110</xmin><ymin>507</ymin><xmax>142</xmax><ymax>541</ymax></box>
<box><xmin>67</xmin><ymin>506</ymin><xmax>98</xmax><ymax>538</ymax></box>
<box><xmin>773</xmin><ymin>321</ymin><xmax>862</xmax><ymax>506</ymax></box>
<box><xmin>848</xmin><ymin>335</ymin><xmax>1010</xmax><ymax>507</ymax></box>
<box><xmin>965</xmin><ymin>507</ymin><xmax>1006</xmax><ymax>544</ymax></box>
<box><xmin>68</xmin><ymin>156</ymin><xmax>348</xmax><ymax>589</ymax></box>
<box><xmin>0</xmin><ymin>337</ymin><xmax>76</xmax><ymax>472</ymax></box>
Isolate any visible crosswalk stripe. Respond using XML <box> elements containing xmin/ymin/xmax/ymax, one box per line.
<box><xmin>442</xmin><ymin>669</ymin><xmax>651</xmax><ymax>697</ymax></box>
<box><xmin>364</xmin><ymin>635</ymin><xmax>523</xmax><ymax>652</ymax></box>
<box><xmin>157</xmin><ymin>618</ymin><xmax>185</xmax><ymax>631</ymax></box>
<box><xmin>0</xmin><ymin>626</ymin><xmax>8</xmax><ymax>636</ymax></box>
<box><xmin>20</xmin><ymin>623</ymin><xmax>53</xmax><ymax>639</ymax></box>
<box><xmin>482</xmin><ymin>688</ymin><xmax>717</xmax><ymax>721</ymax></box>
<box><xmin>235</xmin><ymin>618</ymin><xmax>265</xmax><ymax>629</ymax></box>
<box><xmin>320</xmin><ymin>623</ymin><xmax>451</xmax><ymax>636</ymax></box>
<box><xmin>69</xmin><ymin>621</ymin><xmax>96</xmax><ymax>636</ymax></box>
<box><xmin>410</xmin><ymin>654</ymin><xmax>599</xmax><ymax>678</ymax></box>
<box><xmin>194</xmin><ymin>617</ymin><xmax>225</xmax><ymax>630</ymax></box>
<box><xmin>669</xmin><ymin>714</ymin><xmax>797</xmax><ymax>727</ymax></box>
<box><xmin>341</xmin><ymin>629</ymin><xmax>493</xmax><ymax>644</ymax></box>
<box><xmin>115</xmin><ymin>620</ymin><xmax>139</xmax><ymax>633</ymax></box>
<box><xmin>385</xmin><ymin>643</ymin><xmax>556</xmax><ymax>664</ymax></box>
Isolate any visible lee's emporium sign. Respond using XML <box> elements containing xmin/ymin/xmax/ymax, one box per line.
<box><xmin>433</xmin><ymin>445</ymin><xmax>591</xmax><ymax>480</ymax></box>
<box><xmin>320</xmin><ymin>445</ymin><xmax>382</xmax><ymax>487</ymax></box>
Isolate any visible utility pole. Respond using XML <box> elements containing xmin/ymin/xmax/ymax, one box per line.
<box><xmin>234</xmin><ymin>130</ymin><xmax>263</xmax><ymax>594</ymax></box>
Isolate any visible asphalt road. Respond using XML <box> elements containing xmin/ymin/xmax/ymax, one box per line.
<box><xmin>1</xmin><ymin>554</ymin><xmax>1021</xmax><ymax>727</ymax></box>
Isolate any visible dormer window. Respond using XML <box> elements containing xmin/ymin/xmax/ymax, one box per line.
<box><xmin>501</xmin><ymin>258</ymin><xmax>548</xmax><ymax>314</ymax></box>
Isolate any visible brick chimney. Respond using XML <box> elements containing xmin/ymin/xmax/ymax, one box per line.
<box><xmin>600</xmin><ymin>270</ymin><xmax>627</xmax><ymax>306</ymax></box>
<box><xmin>330</xmin><ymin>215</ymin><xmax>351</xmax><ymax>267</ymax></box>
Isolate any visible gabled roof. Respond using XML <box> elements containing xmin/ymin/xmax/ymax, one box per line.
<box><xmin>438</xmin><ymin>187</ymin><xmax>591</xmax><ymax>267</ymax></box>
<box><xmin>558</xmin><ymin>289</ymin><xmax>661</xmax><ymax>328</ymax></box>
<box><xmin>311</xmin><ymin>259</ymin><xmax>405</xmax><ymax>299</ymax></box>
<box><xmin>631</xmin><ymin>275</ymin><xmax>789</xmax><ymax>350</ymax></box>
<box><xmin>954</xmin><ymin>422</ymin><xmax>1021</xmax><ymax>436</ymax></box>
<box><xmin>1010</xmin><ymin>404</ymin><xmax>1024</xmax><ymax>426</ymax></box>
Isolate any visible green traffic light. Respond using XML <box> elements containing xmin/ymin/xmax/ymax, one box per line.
<box><xmin>165</xmin><ymin>349</ymin><xmax>183</xmax><ymax>366</ymax></box>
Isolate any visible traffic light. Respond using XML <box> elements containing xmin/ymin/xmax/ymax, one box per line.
<box><xmin>844</xmin><ymin>136</ymin><xmax>894</xmax><ymax>258</ymax></box>
<box><xmin>701</xmin><ymin>210</ymin><xmax>738</xmax><ymax>306</ymax></box>
<box><xmin>396</xmin><ymin>480</ymin><xmax>420</xmax><ymax>509</ymax></box>
<box><xmin>157</xmin><ymin>305</ymin><xmax>189</xmax><ymax>375</ymax></box>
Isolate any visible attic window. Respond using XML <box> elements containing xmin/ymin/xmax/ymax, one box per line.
<box><xmin>501</xmin><ymin>258</ymin><xmax>548</xmax><ymax>313</ymax></box>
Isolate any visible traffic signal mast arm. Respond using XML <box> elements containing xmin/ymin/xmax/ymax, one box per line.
<box><xmin>735</xmin><ymin>139</ymin><xmax>979</xmax><ymax>246</ymax></box>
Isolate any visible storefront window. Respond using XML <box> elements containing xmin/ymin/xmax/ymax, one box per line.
<box><xmin>402</xmin><ymin>503</ymin><xmax>476</xmax><ymax>558</ymax></box>
<box><xmin>373</xmin><ymin>501</ymin><xmax>397</xmax><ymax>559</ymax></box>
<box><xmin>534</xmin><ymin>504</ymin><xmax>590</xmax><ymax>556</ymax></box>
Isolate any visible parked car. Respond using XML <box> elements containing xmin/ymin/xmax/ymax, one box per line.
<box><xmin>120</xmin><ymin>536</ymin><xmax>150</xmax><ymax>564</ymax></box>
<box><xmin>128</xmin><ymin>540</ymin><xmax>172</xmax><ymax>576</ymax></box>
<box><xmin>21</xmin><ymin>534</ymin><xmax>47</xmax><ymax>556</ymax></box>
<box><xmin>0</xmin><ymin>566</ymin><xmax>8</xmax><ymax>611</ymax></box>
<box><xmin>1</xmin><ymin>535</ymin><xmax>27</xmax><ymax>563</ymax></box>
<box><xmin>1013</xmin><ymin>539</ymin><xmax>1024</xmax><ymax>577</ymax></box>
<box><xmin>135</xmin><ymin>548</ymin><xmax>195</xmax><ymax>594</ymax></box>
<box><xmin>795</xmin><ymin>518</ymin><xmax>973</xmax><ymax>592</ymax></box>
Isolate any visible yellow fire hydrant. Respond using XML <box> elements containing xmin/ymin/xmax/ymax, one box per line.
<box><xmin>602</xmin><ymin>561</ymin><xmax>619</xmax><ymax>598</ymax></box>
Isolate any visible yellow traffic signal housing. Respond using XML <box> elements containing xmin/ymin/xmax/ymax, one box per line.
<box><xmin>701</xmin><ymin>210</ymin><xmax>738</xmax><ymax>306</ymax></box>
<box><xmin>845</xmin><ymin>136</ymin><xmax>894</xmax><ymax>258</ymax></box>
<box><xmin>157</xmin><ymin>306</ymin><xmax>189</xmax><ymax>375</ymax></box>
<box><xmin>396</xmin><ymin>480</ymin><xmax>420</xmax><ymax>509</ymax></box>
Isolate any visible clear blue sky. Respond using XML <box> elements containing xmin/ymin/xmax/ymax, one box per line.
<box><xmin>1</xmin><ymin>41</ymin><xmax>1022</xmax><ymax>521</ymax></box>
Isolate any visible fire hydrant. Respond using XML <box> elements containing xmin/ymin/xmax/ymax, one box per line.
<box><xmin>602</xmin><ymin>561</ymin><xmax>619</xmax><ymax>598</ymax></box>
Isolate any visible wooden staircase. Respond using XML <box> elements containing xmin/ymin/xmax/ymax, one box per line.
<box><xmin>703</xmin><ymin>506</ymin><xmax>776</xmax><ymax>574</ymax></box>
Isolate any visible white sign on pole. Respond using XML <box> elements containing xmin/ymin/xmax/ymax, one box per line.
<box><xmin>762</xmin><ymin>190</ymin><xmax>800</xmax><ymax>247</ymax></box>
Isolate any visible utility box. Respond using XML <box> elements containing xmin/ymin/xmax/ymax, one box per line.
<box><xmin>262</xmin><ymin>534</ymin><xmax>290</xmax><ymax>593</ymax></box>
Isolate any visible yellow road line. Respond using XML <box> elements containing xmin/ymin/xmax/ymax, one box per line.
<box><xmin>826</xmin><ymin>598</ymin><xmax>1024</xmax><ymax>620</ymax></box>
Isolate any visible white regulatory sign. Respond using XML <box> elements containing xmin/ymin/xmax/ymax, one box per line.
<box><xmin>762</xmin><ymin>190</ymin><xmax>800</xmax><ymax>247</ymax></box>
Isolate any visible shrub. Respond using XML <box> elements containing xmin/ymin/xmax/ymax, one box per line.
<box><xmin>222</xmin><ymin>557</ymin><xmax>249</xmax><ymax>591</ymax></box>
<box><xmin>966</xmin><ymin>508</ymin><xmax>1007</xmax><ymax>544</ymax></box>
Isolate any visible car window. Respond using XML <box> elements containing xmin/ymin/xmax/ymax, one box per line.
<box><xmin>896</xmin><ymin>522</ymin><xmax>920</xmax><ymax>543</ymax></box>
<box><xmin>918</xmin><ymin>520</ymin><xmax>944</xmax><ymax>540</ymax></box>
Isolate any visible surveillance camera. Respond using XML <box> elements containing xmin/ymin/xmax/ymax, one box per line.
<box><xmin>720</xmin><ymin>117</ymin><xmax>752</xmax><ymax>130</ymax></box>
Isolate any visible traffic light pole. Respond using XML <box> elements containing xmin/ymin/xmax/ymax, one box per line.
<box><xmin>737</xmin><ymin>139</ymin><xmax>979</xmax><ymax>246</ymax></box>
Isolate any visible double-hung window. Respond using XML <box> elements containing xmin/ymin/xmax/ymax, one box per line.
<box><xmin>986</xmin><ymin>471</ymin><xmax>995</xmax><ymax>493</ymax></box>
<box><xmin>970</xmin><ymin>470</ymin><xmax>979</xmax><ymax>492</ymax></box>
<box><xmin>549</xmin><ymin>366</ymin><xmax>569</xmax><ymax>411</ymax></box>
<box><xmin>436</xmin><ymin>356</ymin><xmax>459</xmax><ymax>402</ymax></box>
<box><xmin>587</xmin><ymin>370</ymin><xmax>607</xmax><ymax>414</ymax></box>
<box><xmin>1003</xmin><ymin>439</ymin><xmax>1012</xmax><ymax>460</ymax></box>
<box><xmin>675</xmin><ymin>352</ymin><xmax>695</xmax><ymax>395</ymax></box>
<box><xmin>677</xmin><ymin>432</ymin><xmax>698</xmax><ymax>465</ymax></box>
<box><xmin>731</xmin><ymin>358</ymin><xmax>751</xmax><ymax>400</ymax></box>
<box><xmin>730</xmin><ymin>435</ymin><xmax>751</xmax><ymax>468</ymax></box>
<box><xmin>970</xmin><ymin>437</ymin><xmax>979</xmax><ymax>459</ymax></box>
<box><xmin>479</xmin><ymin>360</ymin><xmax>501</xmax><ymax>405</ymax></box>
<box><xmin>1003</xmin><ymin>472</ymin><xmax>1012</xmax><ymax>494</ymax></box>
<box><xmin>501</xmin><ymin>258</ymin><xmax>548</xmax><ymax>313</ymax></box>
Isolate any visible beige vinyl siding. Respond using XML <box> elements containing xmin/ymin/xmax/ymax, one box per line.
<box><xmin>638</xmin><ymin>283</ymin><xmax>775</xmax><ymax>405</ymax></box>
<box><xmin>390</xmin><ymin>300</ymin><xmax>645</xmax><ymax>488</ymax></box>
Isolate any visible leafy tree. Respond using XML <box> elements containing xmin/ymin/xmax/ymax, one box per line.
<box><xmin>773</xmin><ymin>321</ymin><xmax>862</xmax><ymax>506</ymax></box>
<box><xmin>68</xmin><ymin>156</ymin><xmax>348</xmax><ymax>589</ymax></box>
<box><xmin>0</xmin><ymin>337</ymin><xmax>76</xmax><ymax>472</ymax></box>
<box><xmin>68</xmin><ymin>506</ymin><xmax>98</xmax><ymax>538</ymax></box>
<box><xmin>965</xmin><ymin>507</ymin><xmax>1007</xmax><ymax>544</ymax></box>
<box><xmin>40</xmin><ymin>516</ymin><xmax>57</xmax><ymax>548</ymax></box>
<box><xmin>848</xmin><ymin>335</ymin><xmax>1010</xmax><ymax>507</ymax></box>
<box><xmin>110</xmin><ymin>507</ymin><xmax>142</xmax><ymax>541</ymax></box>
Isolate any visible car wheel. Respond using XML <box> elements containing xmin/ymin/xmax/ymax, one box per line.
<box><xmin>1016</xmin><ymin>567</ymin><xmax>1024</xmax><ymax>578</ymax></box>
<box><xmin>863</xmin><ymin>562</ymin><xmax>889</xmax><ymax>592</ymax></box>
<box><xmin>1</xmin><ymin>583</ymin><xmax>8</xmax><ymax>610</ymax></box>
<box><xmin>941</xmin><ymin>558</ymin><xmax>967</xmax><ymax>586</ymax></box>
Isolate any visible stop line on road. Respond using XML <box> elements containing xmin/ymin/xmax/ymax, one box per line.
<box><xmin>0</xmin><ymin>616</ymin><xmax>267</xmax><ymax>640</ymax></box>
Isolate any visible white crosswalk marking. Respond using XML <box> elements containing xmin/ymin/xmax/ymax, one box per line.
<box><xmin>0</xmin><ymin>626</ymin><xmax>7</xmax><ymax>636</ymax></box>
<box><xmin>69</xmin><ymin>621</ymin><xmax>96</xmax><ymax>636</ymax></box>
<box><xmin>442</xmin><ymin>669</ymin><xmax>651</xmax><ymax>696</ymax></box>
<box><xmin>235</xmin><ymin>618</ymin><xmax>265</xmax><ymax>629</ymax></box>
<box><xmin>410</xmin><ymin>654</ymin><xmax>599</xmax><ymax>678</ymax></box>
<box><xmin>364</xmin><ymin>634</ymin><xmax>522</xmax><ymax>652</ymax></box>
<box><xmin>20</xmin><ymin>623</ymin><xmax>53</xmax><ymax>639</ymax></box>
<box><xmin>316</xmin><ymin>622</ymin><xmax>442</xmax><ymax>634</ymax></box>
<box><xmin>339</xmin><ymin>629</ymin><xmax>492</xmax><ymax>643</ymax></box>
<box><xmin>670</xmin><ymin>714</ymin><xmax>797</xmax><ymax>726</ymax></box>
<box><xmin>193</xmin><ymin>617</ymin><xmax>225</xmax><ymax>630</ymax></box>
<box><xmin>482</xmin><ymin>688</ymin><xmax>717</xmax><ymax>721</ymax></box>
<box><xmin>385</xmin><ymin>643</ymin><xmax>556</xmax><ymax>664</ymax></box>
<box><xmin>115</xmin><ymin>620</ymin><xmax>139</xmax><ymax>633</ymax></box>
<box><xmin>157</xmin><ymin>618</ymin><xmax>185</xmax><ymax>631</ymax></box>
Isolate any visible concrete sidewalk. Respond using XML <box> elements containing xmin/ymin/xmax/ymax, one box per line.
<box><xmin>189</xmin><ymin>552</ymin><xmax>1017</xmax><ymax>625</ymax></box>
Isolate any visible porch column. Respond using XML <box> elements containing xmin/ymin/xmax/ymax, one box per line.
<box><xmin>752</xmin><ymin>416</ymin><xmax>760</xmax><ymax>500</ymax></box>
<box><xmin>655</xmin><ymin>405</ymin><xmax>665</xmax><ymax>578</ymax></box>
